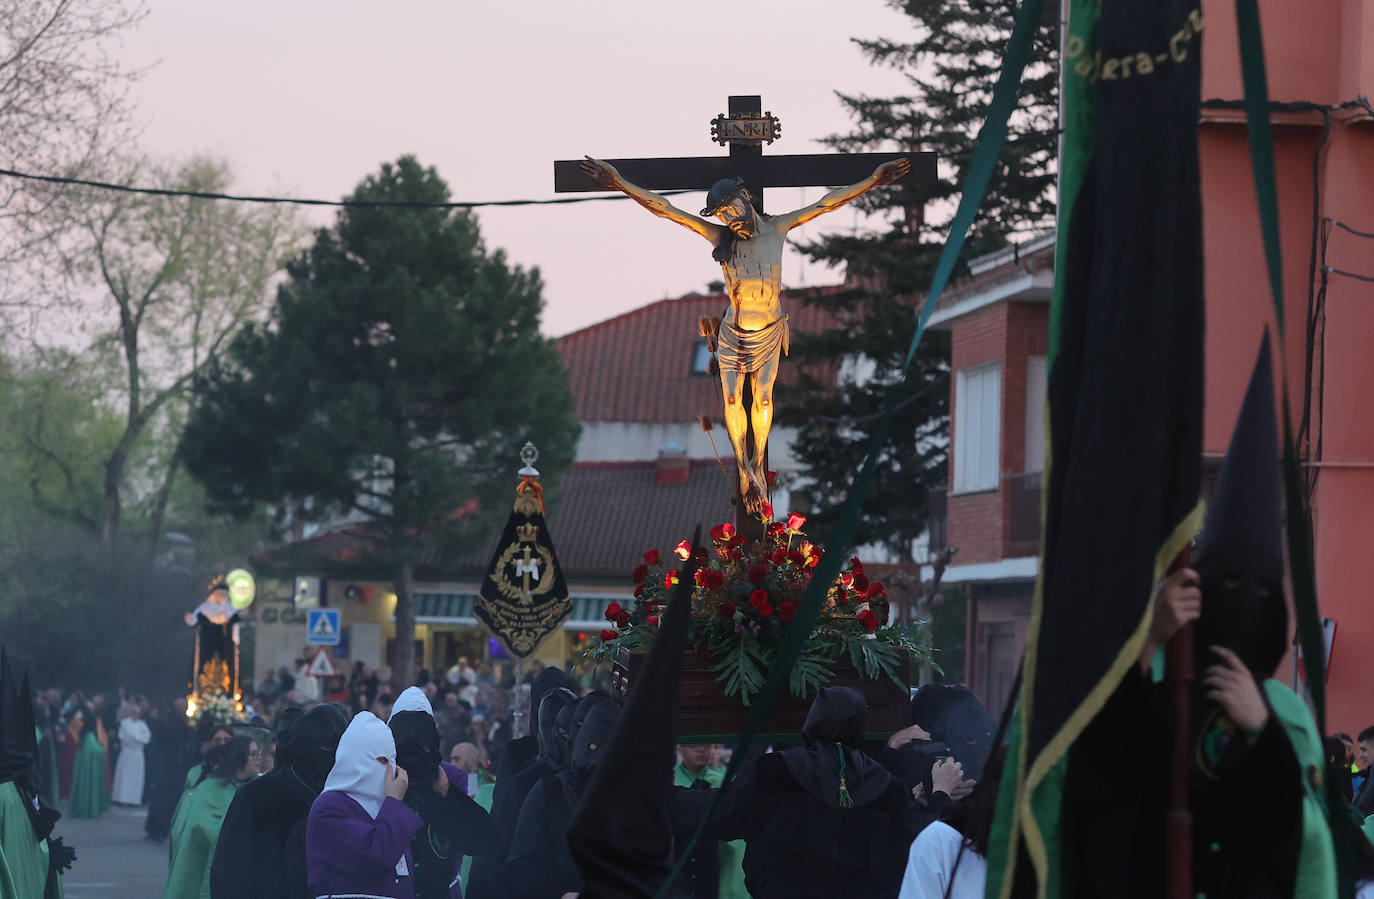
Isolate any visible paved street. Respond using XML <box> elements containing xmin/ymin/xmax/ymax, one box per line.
<box><xmin>54</xmin><ymin>804</ymin><xmax>167</xmax><ymax>898</ymax></box>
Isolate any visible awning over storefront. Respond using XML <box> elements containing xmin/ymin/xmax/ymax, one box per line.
<box><xmin>414</xmin><ymin>591</ymin><xmax>478</xmax><ymax>624</ymax></box>
<box><xmin>412</xmin><ymin>590</ymin><xmax>624</xmax><ymax>630</ymax></box>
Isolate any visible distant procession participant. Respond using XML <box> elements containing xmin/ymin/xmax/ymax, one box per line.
<box><xmin>387</xmin><ymin>686</ymin><xmax>493</xmax><ymax>898</ymax></box>
<box><xmin>165</xmin><ymin>736</ymin><xmax>260</xmax><ymax>899</ymax></box>
<box><xmin>465</xmin><ymin>667</ymin><xmax>575</xmax><ymax>899</ymax></box>
<box><xmin>209</xmin><ymin>703</ymin><xmax>348</xmax><ymax>899</ymax></box>
<box><xmin>714</xmin><ymin>686</ymin><xmax>919</xmax><ymax>898</ymax></box>
<box><xmin>67</xmin><ymin>704</ymin><xmax>110</xmax><ymax>819</ymax></box>
<box><xmin>306</xmin><ymin>712</ymin><xmax>423</xmax><ymax>899</ymax></box>
<box><xmin>112</xmin><ymin>701</ymin><xmax>151</xmax><ymax>806</ymax></box>
<box><xmin>673</xmin><ymin>744</ymin><xmax>748</xmax><ymax>899</ymax></box>
<box><xmin>0</xmin><ymin>651</ymin><xmax>76</xmax><ymax>898</ymax></box>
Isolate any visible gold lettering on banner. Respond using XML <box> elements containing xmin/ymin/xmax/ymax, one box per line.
<box><xmin>1069</xmin><ymin>9</ymin><xmax>1205</xmax><ymax>83</ymax></box>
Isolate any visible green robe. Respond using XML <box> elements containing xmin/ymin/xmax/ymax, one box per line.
<box><xmin>458</xmin><ymin>778</ymin><xmax>495</xmax><ymax>890</ymax></box>
<box><xmin>164</xmin><ymin>777</ymin><xmax>240</xmax><ymax>899</ymax></box>
<box><xmin>1264</xmin><ymin>681</ymin><xmax>1338</xmax><ymax>899</ymax></box>
<box><xmin>182</xmin><ymin>764</ymin><xmax>202</xmax><ymax>793</ymax></box>
<box><xmin>674</xmin><ymin>763</ymin><xmax>748</xmax><ymax>899</ymax></box>
<box><xmin>0</xmin><ymin>782</ymin><xmax>57</xmax><ymax>899</ymax></box>
<box><xmin>37</xmin><ymin>729</ymin><xmax>59</xmax><ymax>810</ymax></box>
<box><xmin>67</xmin><ymin>733</ymin><xmax>108</xmax><ymax>819</ymax></box>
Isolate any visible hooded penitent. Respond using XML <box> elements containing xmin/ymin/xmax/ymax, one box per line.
<box><xmin>209</xmin><ymin>703</ymin><xmax>348</xmax><ymax>899</ymax></box>
<box><xmin>1192</xmin><ymin>336</ymin><xmax>1288</xmax><ymax>678</ymax></box>
<box><xmin>908</xmin><ymin>684</ymin><xmax>997</xmax><ymax>781</ymax></box>
<box><xmin>567</xmin><ymin>535</ymin><xmax>699</xmax><ymax>898</ymax></box>
<box><xmin>322</xmin><ymin>712</ymin><xmax>395</xmax><ymax>819</ymax></box>
<box><xmin>781</xmin><ymin>686</ymin><xmax>892</xmax><ymax>809</ymax></box>
<box><xmin>464</xmin><ymin>667</ymin><xmax>577</xmax><ymax>899</ymax></box>
<box><xmin>539</xmin><ymin>687</ymin><xmax>579</xmax><ymax>770</ymax></box>
<box><xmin>389</xmin><ymin>687</ymin><xmax>441</xmax><ymax>791</ymax></box>
<box><xmin>0</xmin><ymin>649</ymin><xmax>38</xmax><ymax>788</ymax></box>
<box><xmin>558</xmin><ymin>694</ymin><xmax>619</xmax><ymax>806</ymax></box>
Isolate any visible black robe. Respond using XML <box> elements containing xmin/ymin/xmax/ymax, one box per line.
<box><xmin>143</xmin><ymin>716</ymin><xmax>193</xmax><ymax>841</ymax></box>
<box><xmin>508</xmin><ymin>773</ymin><xmax>581</xmax><ymax>898</ymax></box>
<box><xmin>1060</xmin><ymin>665</ymin><xmax>1303</xmax><ymax>899</ymax></box>
<box><xmin>210</xmin><ymin>766</ymin><xmax>316</xmax><ymax>899</ymax></box>
<box><xmin>209</xmin><ymin>704</ymin><xmax>347</xmax><ymax>899</ymax></box>
<box><xmin>401</xmin><ymin>762</ymin><xmax>493</xmax><ymax>899</ymax></box>
<box><xmin>713</xmin><ymin>687</ymin><xmax>919</xmax><ymax>899</ymax></box>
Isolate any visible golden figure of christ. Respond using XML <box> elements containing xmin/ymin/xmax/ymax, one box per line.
<box><xmin>580</xmin><ymin>155</ymin><xmax>910</xmax><ymax>514</ymax></box>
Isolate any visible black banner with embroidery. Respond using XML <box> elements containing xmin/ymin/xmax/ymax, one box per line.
<box><xmin>476</xmin><ymin>492</ymin><xmax>570</xmax><ymax>658</ymax></box>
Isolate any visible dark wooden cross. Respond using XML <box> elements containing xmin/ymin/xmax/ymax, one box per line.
<box><xmin>554</xmin><ymin>95</ymin><xmax>937</xmax><ymax>537</ymax></box>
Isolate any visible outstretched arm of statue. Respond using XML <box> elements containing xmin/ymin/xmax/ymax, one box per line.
<box><xmin>581</xmin><ymin>156</ymin><xmax>721</xmax><ymax>242</ymax></box>
<box><xmin>775</xmin><ymin>157</ymin><xmax>911</xmax><ymax>232</ymax></box>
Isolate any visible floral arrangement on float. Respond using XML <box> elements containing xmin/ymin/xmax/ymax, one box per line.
<box><xmin>189</xmin><ymin>691</ymin><xmax>245</xmax><ymax>725</ymax></box>
<box><xmin>586</xmin><ymin>504</ymin><xmax>936</xmax><ymax>705</ymax></box>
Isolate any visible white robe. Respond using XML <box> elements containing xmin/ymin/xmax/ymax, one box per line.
<box><xmin>110</xmin><ymin>717</ymin><xmax>151</xmax><ymax>805</ymax></box>
<box><xmin>897</xmin><ymin>821</ymin><xmax>987</xmax><ymax>899</ymax></box>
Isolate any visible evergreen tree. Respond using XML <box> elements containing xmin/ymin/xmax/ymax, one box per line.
<box><xmin>783</xmin><ymin>0</ymin><xmax>1059</xmax><ymax>562</ymax></box>
<box><xmin>182</xmin><ymin>157</ymin><xmax>579</xmax><ymax>693</ymax></box>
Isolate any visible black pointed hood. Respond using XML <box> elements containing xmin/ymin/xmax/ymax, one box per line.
<box><xmin>1194</xmin><ymin>335</ymin><xmax>1284</xmax><ymax>584</ymax></box>
<box><xmin>1194</xmin><ymin>335</ymin><xmax>1289</xmax><ymax>675</ymax></box>
<box><xmin>908</xmin><ymin>684</ymin><xmax>996</xmax><ymax>780</ymax></box>
<box><xmin>529</xmin><ymin>665</ymin><xmax>574</xmax><ymax>720</ymax></box>
<box><xmin>538</xmin><ymin>686</ymin><xmax>579</xmax><ymax>768</ymax></box>
<box><xmin>567</xmin><ymin>529</ymin><xmax>701</xmax><ymax>898</ymax></box>
<box><xmin>280</xmin><ymin>702</ymin><xmax>348</xmax><ymax>794</ymax></box>
<box><xmin>0</xmin><ymin>649</ymin><xmax>38</xmax><ymax>785</ymax></box>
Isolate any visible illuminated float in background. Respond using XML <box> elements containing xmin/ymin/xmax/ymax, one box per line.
<box><xmin>184</xmin><ymin>568</ymin><xmax>255</xmax><ymax>720</ymax></box>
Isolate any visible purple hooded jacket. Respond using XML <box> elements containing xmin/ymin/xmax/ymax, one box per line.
<box><xmin>306</xmin><ymin>791</ymin><xmax>424</xmax><ymax>899</ymax></box>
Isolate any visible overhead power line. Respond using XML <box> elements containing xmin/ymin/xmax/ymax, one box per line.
<box><xmin>0</xmin><ymin>166</ymin><xmax>693</xmax><ymax>209</ymax></box>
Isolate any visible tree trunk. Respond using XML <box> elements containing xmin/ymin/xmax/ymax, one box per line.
<box><xmin>391</xmin><ymin>561</ymin><xmax>417</xmax><ymax>695</ymax></box>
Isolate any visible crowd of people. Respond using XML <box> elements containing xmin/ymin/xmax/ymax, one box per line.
<box><xmin>4</xmin><ymin>346</ymin><xmax>1374</xmax><ymax>898</ymax></box>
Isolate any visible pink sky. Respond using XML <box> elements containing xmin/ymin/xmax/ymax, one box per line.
<box><xmin>117</xmin><ymin>0</ymin><xmax>920</xmax><ymax>336</ymax></box>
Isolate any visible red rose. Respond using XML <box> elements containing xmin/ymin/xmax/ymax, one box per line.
<box><xmin>858</xmin><ymin>609</ymin><xmax>879</xmax><ymax>632</ymax></box>
<box><xmin>766</xmin><ymin>521</ymin><xmax>786</xmax><ymax>538</ymax></box>
<box><xmin>631</xmin><ymin>563</ymin><xmax>649</xmax><ymax>584</ymax></box>
<box><xmin>605</xmin><ymin>601</ymin><xmax>624</xmax><ymax>622</ymax></box>
<box><xmin>709</xmin><ymin>522</ymin><xmax>736</xmax><ymax>542</ymax></box>
<box><xmin>849</xmin><ymin>557</ymin><xmax>865</xmax><ymax>573</ymax></box>
<box><xmin>788</xmin><ymin>550</ymin><xmax>806</xmax><ymax>567</ymax></box>
<box><xmin>786</xmin><ymin>512</ymin><xmax>807</xmax><ymax>532</ymax></box>
<box><xmin>852</xmin><ymin>569</ymin><xmax>870</xmax><ymax>592</ymax></box>
<box><xmin>805</xmin><ymin>551</ymin><xmax>821</xmax><ymax>569</ymax></box>
<box><xmin>647</xmin><ymin>615</ymin><xmax>660</xmax><ymax>626</ymax></box>
<box><xmin>718</xmin><ymin>600</ymin><xmax>737</xmax><ymax>619</ymax></box>
<box><xmin>747</xmin><ymin>563</ymin><xmax>770</xmax><ymax>585</ymax></box>
<box><xmin>726</xmin><ymin>548</ymin><xmax>744</xmax><ymax>562</ymax></box>
<box><xmin>674</xmin><ymin>540</ymin><xmax>692</xmax><ymax>560</ymax></box>
<box><xmin>702</xmin><ymin>569</ymin><xmax>726</xmax><ymax>590</ymax></box>
<box><xmin>866</xmin><ymin>582</ymin><xmax>887</xmax><ymax>600</ymax></box>
<box><xmin>633</xmin><ymin>583</ymin><xmax>645</xmax><ymax>597</ymax></box>
<box><xmin>836</xmin><ymin>591</ymin><xmax>849</xmax><ymax>605</ymax></box>
<box><xmin>777</xmin><ymin>601</ymin><xmax>798</xmax><ymax>622</ymax></box>
<box><xmin>768</xmin><ymin>547</ymin><xmax>788</xmax><ymax>565</ymax></box>
<box><xmin>663</xmin><ymin>570</ymin><xmax>679</xmax><ymax>589</ymax></box>
<box><xmin>600</xmin><ymin>629</ymin><xmax>619</xmax><ymax>643</ymax></box>
<box><xmin>760</xmin><ymin>501</ymin><xmax>774</xmax><ymax>520</ymax></box>
<box><xmin>766</xmin><ymin>470</ymin><xmax>778</xmax><ymax>486</ymax></box>
<box><xmin>750</xmin><ymin>589</ymin><xmax>773</xmax><ymax>616</ymax></box>
<box><xmin>839</xmin><ymin>573</ymin><xmax>854</xmax><ymax>590</ymax></box>
<box><xmin>644</xmin><ymin>549</ymin><xmax>661</xmax><ymax>565</ymax></box>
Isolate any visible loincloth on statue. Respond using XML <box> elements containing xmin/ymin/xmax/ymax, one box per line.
<box><xmin>715</xmin><ymin>314</ymin><xmax>789</xmax><ymax>374</ymax></box>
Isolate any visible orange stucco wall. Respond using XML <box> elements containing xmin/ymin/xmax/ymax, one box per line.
<box><xmin>1200</xmin><ymin>0</ymin><xmax>1374</xmax><ymax>733</ymax></box>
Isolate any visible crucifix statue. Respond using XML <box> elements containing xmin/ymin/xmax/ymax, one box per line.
<box><xmin>556</xmin><ymin>95</ymin><xmax>936</xmax><ymax>521</ymax></box>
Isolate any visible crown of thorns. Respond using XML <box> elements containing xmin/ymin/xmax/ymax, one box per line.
<box><xmin>700</xmin><ymin>177</ymin><xmax>750</xmax><ymax>217</ymax></box>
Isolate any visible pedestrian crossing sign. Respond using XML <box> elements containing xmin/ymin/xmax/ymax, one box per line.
<box><xmin>306</xmin><ymin>647</ymin><xmax>338</xmax><ymax>678</ymax></box>
<box><xmin>306</xmin><ymin>608</ymin><xmax>341</xmax><ymax>645</ymax></box>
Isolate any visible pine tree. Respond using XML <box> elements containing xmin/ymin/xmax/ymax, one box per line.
<box><xmin>783</xmin><ymin>0</ymin><xmax>1060</xmax><ymax>562</ymax></box>
<box><xmin>182</xmin><ymin>157</ymin><xmax>579</xmax><ymax>693</ymax></box>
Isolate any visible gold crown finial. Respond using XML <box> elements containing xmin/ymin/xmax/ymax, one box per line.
<box><xmin>516</xmin><ymin>522</ymin><xmax>539</xmax><ymax>543</ymax></box>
